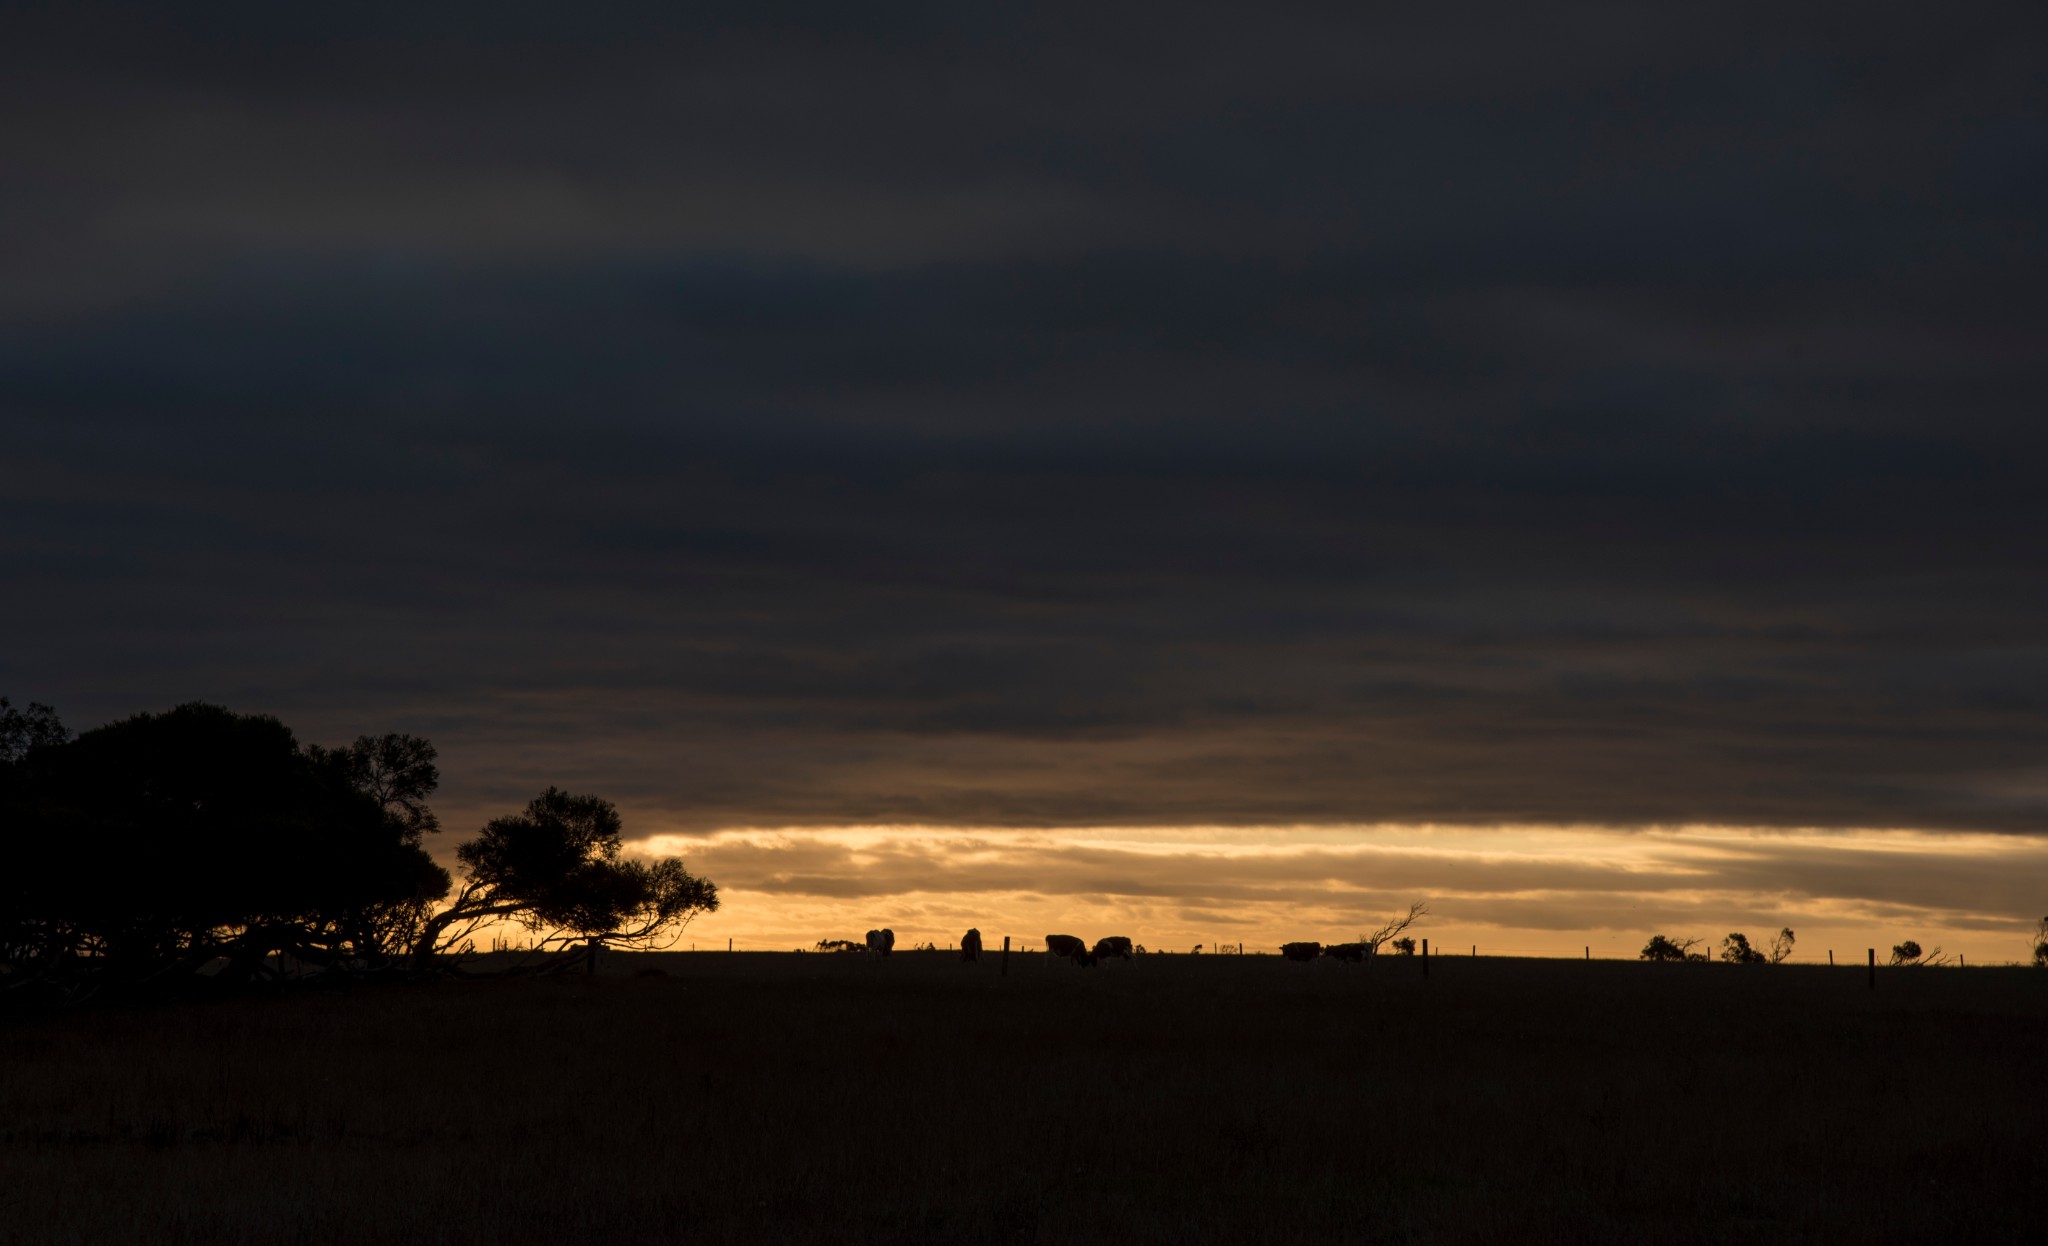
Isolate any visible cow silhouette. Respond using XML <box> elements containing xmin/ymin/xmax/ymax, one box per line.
<box><xmin>1092</xmin><ymin>936</ymin><xmax>1134</xmax><ymax>962</ymax></box>
<box><xmin>1044</xmin><ymin>934</ymin><xmax>1093</xmax><ymax>966</ymax></box>
<box><xmin>865</xmin><ymin>928</ymin><xmax>895</xmax><ymax>957</ymax></box>
<box><xmin>961</xmin><ymin>928</ymin><xmax>982</xmax><ymax>962</ymax></box>
<box><xmin>1281</xmin><ymin>941</ymin><xmax>1322</xmax><ymax>962</ymax></box>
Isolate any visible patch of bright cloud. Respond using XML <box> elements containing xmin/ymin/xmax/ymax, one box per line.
<box><xmin>626</xmin><ymin>823</ymin><xmax>2046</xmax><ymax>963</ymax></box>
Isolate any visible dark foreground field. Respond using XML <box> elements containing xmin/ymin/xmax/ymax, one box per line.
<box><xmin>3</xmin><ymin>952</ymin><xmax>2043</xmax><ymax>1245</ymax></box>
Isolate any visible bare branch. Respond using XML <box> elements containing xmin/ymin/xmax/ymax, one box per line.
<box><xmin>1359</xmin><ymin>901</ymin><xmax>1430</xmax><ymax>951</ymax></box>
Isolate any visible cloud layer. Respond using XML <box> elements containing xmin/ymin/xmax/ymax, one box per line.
<box><xmin>637</xmin><ymin>824</ymin><xmax>2046</xmax><ymax>963</ymax></box>
<box><xmin>4</xmin><ymin>4</ymin><xmax>2047</xmax><ymax>837</ymax></box>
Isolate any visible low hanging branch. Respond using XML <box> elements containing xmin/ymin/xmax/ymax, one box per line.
<box><xmin>411</xmin><ymin>787</ymin><xmax>717</xmax><ymax>974</ymax></box>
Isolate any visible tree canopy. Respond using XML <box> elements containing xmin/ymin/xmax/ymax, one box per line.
<box><xmin>0</xmin><ymin>696</ymin><xmax>68</xmax><ymax>764</ymax></box>
<box><xmin>2</xmin><ymin>703</ymin><xmax>449</xmax><ymax>987</ymax></box>
<box><xmin>2</xmin><ymin>700</ymin><xmax>716</xmax><ymax>1003</ymax></box>
<box><xmin>413</xmin><ymin>786</ymin><xmax>717</xmax><ymax>968</ymax></box>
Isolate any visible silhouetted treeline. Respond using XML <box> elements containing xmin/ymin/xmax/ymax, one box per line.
<box><xmin>0</xmin><ymin>700</ymin><xmax>716</xmax><ymax>1005</ymax></box>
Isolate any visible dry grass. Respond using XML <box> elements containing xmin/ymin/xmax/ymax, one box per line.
<box><xmin>2</xmin><ymin>952</ymin><xmax>2043</xmax><ymax>1244</ymax></box>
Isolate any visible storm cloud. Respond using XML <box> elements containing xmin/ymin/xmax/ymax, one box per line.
<box><xmin>5</xmin><ymin>2</ymin><xmax>2047</xmax><ymax>836</ymax></box>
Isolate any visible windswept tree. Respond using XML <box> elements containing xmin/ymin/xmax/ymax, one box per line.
<box><xmin>1765</xmin><ymin>927</ymin><xmax>1795</xmax><ymax>964</ymax></box>
<box><xmin>2032</xmin><ymin>916</ymin><xmax>2048</xmax><ymax>968</ymax></box>
<box><xmin>1359</xmin><ymin>901</ymin><xmax>1430</xmax><ymax>955</ymax></box>
<box><xmin>1641</xmin><ymin>934</ymin><xmax>1705</xmax><ymax>962</ymax></box>
<box><xmin>4</xmin><ymin>703</ymin><xmax>718</xmax><ymax>999</ymax></box>
<box><xmin>412</xmin><ymin>787</ymin><xmax>717</xmax><ymax>970</ymax></box>
<box><xmin>1888</xmin><ymin>939</ymin><xmax>1950</xmax><ymax>967</ymax></box>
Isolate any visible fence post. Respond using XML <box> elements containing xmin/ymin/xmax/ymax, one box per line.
<box><xmin>1828</xmin><ymin>949</ymin><xmax>1833</xmax><ymax>966</ymax></box>
<box><xmin>1585</xmin><ymin>946</ymin><xmax>1589</xmax><ymax>960</ymax></box>
<box><xmin>728</xmin><ymin>938</ymin><xmax>732</xmax><ymax>953</ymax></box>
<box><xmin>1422</xmin><ymin>938</ymin><xmax>1430</xmax><ymax>979</ymax></box>
<box><xmin>1868</xmin><ymin>948</ymin><xmax>1875</xmax><ymax>990</ymax></box>
<box><xmin>1002</xmin><ymin>935</ymin><xmax>1010</xmax><ymax>976</ymax></box>
<box><xmin>1960</xmin><ymin>953</ymin><xmax>1965</xmax><ymax>968</ymax></box>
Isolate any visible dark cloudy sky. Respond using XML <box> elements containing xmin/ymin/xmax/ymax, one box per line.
<box><xmin>5</xmin><ymin>4</ymin><xmax>2046</xmax><ymax>950</ymax></box>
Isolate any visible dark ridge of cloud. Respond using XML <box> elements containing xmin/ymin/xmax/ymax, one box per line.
<box><xmin>4</xmin><ymin>4</ymin><xmax>2046</xmax><ymax>833</ymax></box>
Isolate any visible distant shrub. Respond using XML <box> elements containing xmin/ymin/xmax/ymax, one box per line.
<box><xmin>1721</xmin><ymin>928</ymin><xmax>1794</xmax><ymax>965</ymax></box>
<box><xmin>1640</xmin><ymin>934</ymin><xmax>1702</xmax><ymax>962</ymax></box>
<box><xmin>1390</xmin><ymin>937</ymin><xmax>1416</xmax><ymax>956</ymax></box>
<box><xmin>1720</xmin><ymin>933</ymin><xmax>1765</xmax><ymax>965</ymax></box>
<box><xmin>2033</xmin><ymin>917</ymin><xmax>2048</xmax><ymax>968</ymax></box>
<box><xmin>1888</xmin><ymin>940</ymin><xmax>1950</xmax><ymax>966</ymax></box>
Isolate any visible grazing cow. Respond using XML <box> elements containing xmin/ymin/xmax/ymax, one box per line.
<box><xmin>1322</xmin><ymin>942</ymin><xmax>1367</xmax><ymax>962</ymax></box>
<box><xmin>1280</xmin><ymin>941</ymin><xmax>1322</xmax><ymax>962</ymax></box>
<box><xmin>1044</xmin><ymin>934</ymin><xmax>1093</xmax><ymax>966</ymax></box>
<box><xmin>961</xmin><ymin>928</ymin><xmax>983</xmax><ymax>962</ymax></box>
<box><xmin>866</xmin><ymin>928</ymin><xmax>896</xmax><ymax>957</ymax></box>
<box><xmin>1091</xmin><ymin>936</ymin><xmax>1134</xmax><ymax>962</ymax></box>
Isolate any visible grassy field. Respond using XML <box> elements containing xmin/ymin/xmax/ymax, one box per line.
<box><xmin>3</xmin><ymin>951</ymin><xmax>2043</xmax><ymax>1244</ymax></box>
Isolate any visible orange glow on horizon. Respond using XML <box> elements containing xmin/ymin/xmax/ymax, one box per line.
<box><xmin>575</xmin><ymin>823</ymin><xmax>2048</xmax><ymax>966</ymax></box>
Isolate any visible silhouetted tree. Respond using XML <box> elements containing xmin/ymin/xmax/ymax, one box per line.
<box><xmin>411</xmin><ymin>787</ymin><xmax>716</xmax><ymax>971</ymax></box>
<box><xmin>301</xmin><ymin>732</ymin><xmax>453</xmax><ymax>964</ymax></box>
<box><xmin>1720</xmin><ymin>932</ymin><xmax>1764</xmax><ymax>964</ymax></box>
<box><xmin>1640</xmin><ymin>934</ymin><xmax>1704</xmax><ymax>962</ymax></box>
<box><xmin>2033</xmin><ymin>917</ymin><xmax>2048</xmax><ymax>968</ymax></box>
<box><xmin>1358</xmin><ymin>901</ymin><xmax>1429</xmax><ymax>955</ymax></box>
<box><xmin>307</xmin><ymin>733</ymin><xmax>441</xmax><ymax>840</ymax></box>
<box><xmin>0</xmin><ymin>696</ymin><xmax>68</xmax><ymax>764</ymax></box>
<box><xmin>1</xmin><ymin>703</ymin><xmax>447</xmax><ymax>995</ymax></box>
<box><xmin>1718</xmin><ymin>929</ymin><xmax>1794</xmax><ymax>964</ymax></box>
<box><xmin>1888</xmin><ymin>939</ymin><xmax>1949</xmax><ymax>966</ymax></box>
<box><xmin>1389</xmin><ymin>936</ymin><xmax>1417</xmax><ymax>956</ymax></box>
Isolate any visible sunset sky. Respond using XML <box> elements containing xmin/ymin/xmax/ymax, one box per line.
<box><xmin>4</xmin><ymin>4</ymin><xmax>2045</xmax><ymax>962</ymax></box>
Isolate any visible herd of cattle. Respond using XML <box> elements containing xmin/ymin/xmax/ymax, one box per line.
<box><xmin>1042</xmin><ymin>934</ymin><xmax>1134</xmax><ymax>967</ymax></box>
<box><xmin>857</xmin><ymin>928</ymin><xmax>1135</xmax><ymax>967</ymax></box>
<box><xmin>1280</xmin><ymin>940</ymin><xmax>1373</xmax><ymax>962</ymax></box>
